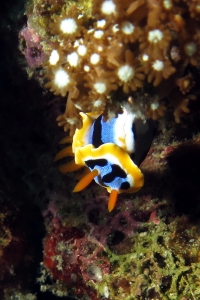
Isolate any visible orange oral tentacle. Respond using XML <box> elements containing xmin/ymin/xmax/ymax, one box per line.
<box><xmin>108</xmin><ymin>190</ymin><xmax>118</xmax><ymax>212</ymax></box>
<box><xmin>73</xmin><ymin>169</ymin><xmax>99</xmax><ymax>192</ymax></box>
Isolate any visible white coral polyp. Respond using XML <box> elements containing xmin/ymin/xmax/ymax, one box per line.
<box><xmin>118</xmin><ymin>65</ymin><xmax>135</xmax><ymax>82</ymax></box>
<box><xmin>148</xmin><ymin>29</ymin><xmax>163</xmax><ymax>43</ymax></box>
<box><xmin>121</xmin><ymin>21</ymin><xmax>134</xmax><ymax>35</ymax></box>
<box><xmin>77</xmin><ymin>45</ymin><xmax>87</xmax><ymax>56</ymax></box>
<box><xmin>151</xmin><ymin>102</ymin><xmax>159</xmax><ymax>110</ymax></box>
<box><xmin>94</xmin><ymin>82</ymin><xmax>107</xmax><ymax>94</ymax></box>
<box><xmin>49</xmin><ymin>50</ymin><xmax>59</xmax><ymax>65</ymax></box>
<box><xmin>142</xmin><ymin>54</ymin><xmax>149</xmax><ymax>61</ymax></box>
<box><xmin>152</xmin><ymin>60</ymin><xmax>164</xmax><ymax>71</ymax></box>
<box><xmin>66</xmin><ymin>117</ymin><xmax>78</xmax><ymax>125</ymax></box>
<box><xmin>163</xmin><ymin>0</ymin><xmax>172</xmax><ymax>10</ymax></box>
<box><xmin>112</xmin><ymin>24</ymin><xmax>119</xmax><ymax>33</ymax></box>
<box><xmin>94</xmin><ymin>99</ymin><xmax>104</xmax><ymax>107</ymax></box>
<box><xmin>97</xmin><ymin>19</ymin><xmax>106</xmax><ymax>28</ymax></box>
<box><xmin>184</xmin><ymin>42</ymin><xmax>197</xmax><ymax>56</ymax></box>
<box><xmin>84</xmin><ymin>65</ymin><xmax>90</xmax><ymax>72</ymax></box>
<box><xmin>101</xmin><ymin>0</ymin><xmax>116</xmax><ymax>15</ymax></box>
<box><xmin>54</xmin><ymin>69</ymin><xmax>70</xmax><ymax>88</ymax></box>
<box><xmin>60</xmin><ymin>18</ymin><xmax>77</xmax><ymax>34</ymax></box>
<box><xmin>94</xmin><ymin>30</ymin><xmax>104</xmax><ymax>39</ymax></box>
<box><xmin>67</xmin><ymin>52</ymin><xmax>79</xmax><ymax>67</ymax></box>
<box><xmin>90</xmin><ymin>53</ymin><xmax>100</xmax><ymax>65</ymax></box>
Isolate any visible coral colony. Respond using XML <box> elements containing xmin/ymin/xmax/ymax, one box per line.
<box><xmin>41</xmin><ymin>0</ymin><xmax>200</xmax><ymax>130</ymax></box>
<box><xmin>18</xmin><ymin>0</ymin><xmax>200</xmax><ymax>299</ymax></box>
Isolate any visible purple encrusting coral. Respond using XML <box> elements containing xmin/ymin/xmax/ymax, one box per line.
<box><xmin>19</xmin><ymin>22</ymin><xmax>45</xmax><ymax>68</ymax></box>
<box><xmin>84</xmin><ymin>195</ymin><xmax>140</xmax><ymax>246</ymax></box>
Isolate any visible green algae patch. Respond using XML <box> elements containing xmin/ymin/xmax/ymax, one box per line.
<box><xmin>88</xmin><ymin>217</ymin><xmax>200</xmax><ymax>300</ymax></box>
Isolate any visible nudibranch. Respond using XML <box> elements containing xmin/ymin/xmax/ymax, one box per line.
<box><xmin>55</xmin><ymin>107</ymin><xmax>156</xmax><ymax>212</ymax></box>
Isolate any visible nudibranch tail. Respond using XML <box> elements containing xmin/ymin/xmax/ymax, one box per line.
<box><xmin>59</xmin><ymin>161</ymin><xmax>83</xmax><ymax>173</ymax></box>
<box><xmin>108</xmin><ymin>190</ymin><xmax>118</xmax><ymax>212</ymax></box>
<box><xmin>54</xmin><ymin>146</ymin><xmax>73</xmax><ymax>161</ymax></box>
<box><xmin>73</xmin><ymin>169</ymin><xmax>99</xmax><ymax>192</ymax></box>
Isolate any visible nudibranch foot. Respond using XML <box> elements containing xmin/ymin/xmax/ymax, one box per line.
<box><xmin>73</xmin><ymin>169</ymin><xmax>99</xmax><ymax>192</ymax></box>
